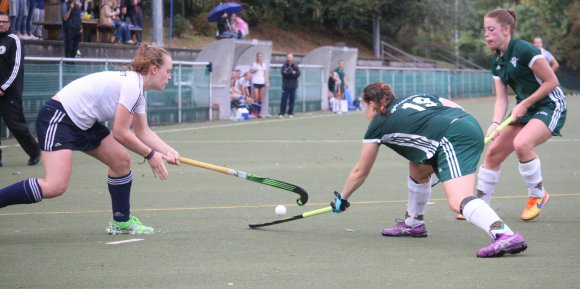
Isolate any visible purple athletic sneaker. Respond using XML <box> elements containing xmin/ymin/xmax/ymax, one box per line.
<box><xmin>381</xmin><ymin>219</ymin><xmax>428</xmax><ymax>238</ymax></box>
<box><xmin>477</xmin><ymin>232</ymin><xmax>528</xmax><ymax>258</ymax></box>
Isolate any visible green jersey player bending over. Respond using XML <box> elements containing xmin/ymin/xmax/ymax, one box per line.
<box><xmin>329</xmin><ymin>82</ymin><xmax>527</xmax><ymax>258</ymax></box>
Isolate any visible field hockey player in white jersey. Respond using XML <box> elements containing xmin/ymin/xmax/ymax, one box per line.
<box><xmin>0</xmin><ymin>44</ymin><xmax>181</xmax><ymax>235</ymax></box>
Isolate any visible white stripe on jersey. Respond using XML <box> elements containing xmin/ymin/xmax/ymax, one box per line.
<box><xmin>1</xmin><ymin>34</ymin><xmax>22</xmax><ymax>91</ymax></box>
<box><xmin>381</xmin><ymin>133</ymin><xmax>439</xmax><ymax>159</ymax></box>
<box><xmin>45</xmin><ymin>110</ymin><xmax>66</xmax><ymax>151</ymax></box>
<box><xmin>441</xmin><ymin>137</ymin><xmax>462</xmax><ymax>179</ymax></box>
<box><xmin>548</xmin><ymin>87</ymin><xmax>566</xmax><ymax>131</ymax></box>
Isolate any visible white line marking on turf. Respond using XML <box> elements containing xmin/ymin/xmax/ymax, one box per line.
<box><xmin>155</xmin><ymin>113</ymin><xmax>338</xmax><ymax>134</ymax></box>
<box><xmin>2</xmin><ymin>193</ymin><xmax>579</xmax><ymax>217</ymax></box>
<box><xmin>106</xmin><ymin>238</ymin><xmax>144</xmax><ymax>245</ymax></box>
<box><xmin>169</xmin><ymin>139</ymin><xmax>361</xmax><ymax>144</ymax></box>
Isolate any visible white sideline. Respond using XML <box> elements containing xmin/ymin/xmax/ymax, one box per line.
<box><xmin>106</xmin><ymin>238</ymin><xmax>145</xmax><ymax>245</ymax></box>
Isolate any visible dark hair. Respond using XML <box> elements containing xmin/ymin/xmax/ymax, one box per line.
<box><xmin>362</xmin><ymin>82</ymin><xmax>395</xmax><ymax>115</ymax></box>
<box><xmin>126</xmin><ymin>44</ymin><xmax>171</xmax><ymax>75</ymax></box>
<box><xmin>485</xmin><ymin>8</ymin><xmax>517</xmax><ymax>36</ymax></box>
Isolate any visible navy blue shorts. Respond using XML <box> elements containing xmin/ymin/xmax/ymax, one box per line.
<box><xmin>253</xmin><ymin>83</ymin><xmax>265</xmax><ymax>89</ymax></box>
<box><xmin>36</xmin><ymin>99</ymin><xmax>110</xmax><ymax>152</ymax></box>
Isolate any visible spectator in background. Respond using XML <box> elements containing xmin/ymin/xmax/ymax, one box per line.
<box><xmin>124</xmin><ymin>0</ymin><xmax>142</xmax><ymax>42</ymax></box>
<box><xmin>0</xmin><ymin>0</ymin><xmax>8</xmax><ymax>13</ymax></box>
<box><xmin>100</xmin><ymin>0</ymin><xmax>132</xmax><ymax>44</ymax></box>
<box><xmin>250</xmin><ymin>52</ymin><xmax>269</xmax><ymax>118</ymax></box>
<box><xmin>24</xmin><ymin>0</ymin><xmax>38</xmax><ymax>39</ymax></box>
<box><xmin>230</xmin><ymin>69</ymin><xmax>241</xmax><ymax>89</ymax></box>
<box><xmin>238</xmin><ymin>71</ymin><xmax>253</xmax><ymax>106</ymax></box>
<box><xmin>217</xmin><ymin>12</ymin><xmax>236</xmax><ymax>39</ymax></box>
<box><xmin>9</xmin><ymin>0</ymin><xmax>27</xmax><ymax>39</ymax></box>
<box><xmin>62</xmin><ymin>0</ymin><xmax>82</xmax><ymax>58</ymax></box>
<box><xmin>333</xmin><ymin>60</ymin><xmax>346</xmax><ymax>114</ymax></box>
<box><xmin>334</xmin><ymin>59</ymin><xmax>346</xmax><ymax>98</ymax></box>
<box><xmin>230</xmin><ymin>70</ymin><xmax>254</xmax><ymax>120</ymax></box>
<box><xmin>31</xmin><ymin>0</ymin><xmax>44</xmax><ymax>39</ymax></box>
<box><xmin>0</xmin><ymin>12</ymin><xmax>41</xmax><ymax>167</ymax></box>
<box><xmin>327</xmin><ymin>71</ymin><xmax>341</xmax><ymax>113</ymax></box>
<box><xmin>278</xmin><ymin>53</ymin><xmax>300</xmax><ymax>118</ymax></box>
<box><xmin>230</xmin><ymin>13</ymin><xmax>248</xmax><ymax>39</ymax></box>
<box><xmin>533</xmin><ymin>36</ymin><xmax>559</xmax><ymax>72</ymax></box>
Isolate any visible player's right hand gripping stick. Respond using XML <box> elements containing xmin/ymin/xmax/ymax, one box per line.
<box><xmin>330</xmin><ymin>191</ymin><xmax>350</xmax><ymax>213</ymax></box>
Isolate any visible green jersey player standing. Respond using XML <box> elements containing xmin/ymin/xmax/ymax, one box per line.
<box><xmin>329</xmin><ymin>82</ymin><xmax>527</xmax><ymax>258</ymax></box>
<box><xmin>476</xmin><ymin>8</ymin><xmax>567</xmax><ymax>221</ymax></box>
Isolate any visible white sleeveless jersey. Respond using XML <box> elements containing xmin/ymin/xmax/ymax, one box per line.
<box><xmin>57</xmin><ymin>71</ymin><xmax>145</xmax><ymax>130</ymax></box>
<box><xmin>250</xmin><ymin>62</ymin><xmax>268</xmax><ymax>85</ymax></box>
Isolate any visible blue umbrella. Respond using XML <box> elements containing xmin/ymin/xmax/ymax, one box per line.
<box><xmin>207</xmin><ymin>2</ymin><xmax>243</xmax><ymax>22</ymax></box>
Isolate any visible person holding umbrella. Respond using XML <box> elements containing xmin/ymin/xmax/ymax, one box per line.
<box><xmin>217</xmin><ymin>12</ymin><xmax>237</xmax><ymax>39</ymax></box>
<box><xmin>208</xmin><ymin>2</ymin><xmax>242</xmax><ymax>39</ymax></box>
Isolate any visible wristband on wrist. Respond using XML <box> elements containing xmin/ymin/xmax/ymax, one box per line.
<box><xmin>139</xmin><ymin>150</ymin><xmax>156</xmax><ymax>164</ymax></box>
<box><xmin>145</xmin><ymin>149</ymin><xmax>156</xmax><ymax>160</ymax></box>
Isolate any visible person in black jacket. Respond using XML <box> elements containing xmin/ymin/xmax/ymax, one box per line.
<box><xmin>278</xmin><ymin>53</ymin><xmax>300</xmax><ymax>118</ymax></box>
<box><xmin>0</xmin><ymin>12</ymin><xmax>41</xmax><ymax>167</ymax></box>
<box><xmin>61</xmin><ymin>0</ymin><xmax>82</xmax><ymax>58</ymax></box>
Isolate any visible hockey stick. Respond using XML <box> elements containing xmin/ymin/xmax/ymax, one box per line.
<box><xmin>484</xmin><ymin>116</ymin><xmax>513</xmax><ymax>144</ymax></box>
<box><xmin>249</xmin><ymin>206</ymin><xmax>332</xmax><ymax>229</ymax></box>
<box><xmin>178</xmin><ymin>157</ymin><xmax>308</xmax><ymax>206</ymax></box>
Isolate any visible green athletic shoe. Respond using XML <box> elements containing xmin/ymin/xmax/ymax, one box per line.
<box><xmin>106</xmin><ymin>216</ymin><xmax>155</xmax><ymax>235</ymax></box>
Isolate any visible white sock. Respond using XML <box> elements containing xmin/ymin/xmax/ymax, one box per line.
<box><xmin>476</xmin><ymin>166</ymin><xmax>501</xmax><ymax>205</ymax></box>
<box><xmin>518</xmin><ymin>158</ymin><xmax>545</xmax><ymax>198</ymax></box>
<box><xmin>462</xmin><ymin>198</ymin><xmax>513</xmax><ymax>239</ymax></box>
<box><xmin>404</xmin><ymin>176</ymin><xmax>431</xmax><ymax>227</ymax></box>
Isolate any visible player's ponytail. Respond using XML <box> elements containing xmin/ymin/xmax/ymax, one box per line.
<box><xmin>126</xmin><ymin>44</ymin><xmax>171</xmax><ymax>75</ymax></box>
<box><xmin>362</xmin><ymin>82</ymin><xmax>394</xmax><ymax>116</ymax></box>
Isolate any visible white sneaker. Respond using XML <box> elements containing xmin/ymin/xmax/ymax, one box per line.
<box><xmin>28</xmin><ymin>34</ymin><xmax>39</xmax><ymax>40</ymax></box>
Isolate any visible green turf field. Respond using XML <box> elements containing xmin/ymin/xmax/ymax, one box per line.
<box><xmin>1</xmin><ymin>95</ymin><xmax>578</xmax><ymax>289</ymax></box>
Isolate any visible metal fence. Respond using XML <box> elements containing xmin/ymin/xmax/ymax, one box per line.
<box><xmin>2</xmin><ymin>58</ymin><xmax>494</xmax><ymax>138</ymax></box>
<box><xmin>267</xmin><ymin>64</ymin><xmax>324</xmax><ymax>116</ymax></box>
<box><xmin>355</xmin><ymin>67</ymin><xmax>494</xmax><ymax>99</ymax></box>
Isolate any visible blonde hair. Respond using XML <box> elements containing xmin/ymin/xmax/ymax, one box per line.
<box><xmin>362</xmin><ymin>82</ymin><xmax>395</xmax><ymax>115</ymax></box>
<box><xmin>126</xmin><ymin>44</ymin><xmax>171</xmax><ymax>75</ymax></box>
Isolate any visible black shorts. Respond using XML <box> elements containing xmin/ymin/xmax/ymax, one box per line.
<box><xmin>253</xmin><ymin>83</ymin><xmax>265</xmax><ymax>89</ymax></box>
<box><xmin>36</xmin><ymin>99</ymin><xmax>110</xmax><ymax>152</ymax></box>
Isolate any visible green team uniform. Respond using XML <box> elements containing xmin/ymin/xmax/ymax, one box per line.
<box><xmin>364</xmin><ymin>94</ymin><xmax>483</xmax><ymax>182</ymax></box>
<box><xmin>334</xmin><ymin>67</ymin><xmax>345</xmax><ymax>95</ymax></box>
<box><xmin>490</xmin><ymin>38</ymin><xmax>567</xmax><ymax>135</ymax></box>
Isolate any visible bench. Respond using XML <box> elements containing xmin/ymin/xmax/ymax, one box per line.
<box><xmin>33</xmin><ymin>20</ymin><xmax>100</xmax><ymax>42</ymax></box>
<box><xmin>98</xmin><ymin>25</ymin><xmax>142</xmax><ymax>43</ymax></box>
<box><xmin>97</xmin><ymin>25</ymin><xmax>115</xmax><ymax>43</ymax></box>
<box><xmin>34</xmin><ymin>21</ymin><xmax>62</xmax><ymax>40</ymax></box>
<box><xmin>129</xmin><ymin>26</ymin><xmax>142</xmax><ymax>43</ymax></box>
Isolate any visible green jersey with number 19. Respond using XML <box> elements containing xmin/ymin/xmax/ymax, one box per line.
<box><xmin>364</xmin><ymin>93</ymin><xmax>469</xmax><ymax>164</ymax></box>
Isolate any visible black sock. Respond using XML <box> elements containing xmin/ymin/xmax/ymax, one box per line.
<box><xmin>0</xmin><ymin>179</ymin><xmax>43</xmax><ymax>208</ymax></box>
<box><xmin>108</xmin><ymin>171</ymin><xmax>132</xmax><ymax>222</ymax></box>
